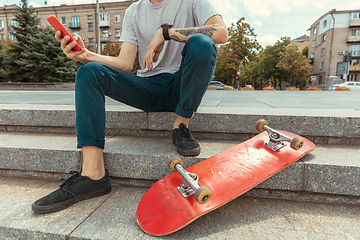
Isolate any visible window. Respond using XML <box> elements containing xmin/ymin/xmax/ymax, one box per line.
<box><xmin>312</xmin><ymin>41</ymin><xmax>315</xmax><ymax>47</ymax></box>
<box><xmin>72</xmin><ymin>16</ymin><xmax>80</xmax><ymax>28</ymax></box>
<box><xmin>323</xmin><ymin>34</ymin><xmax>326</xmax><ymax>42</ymax></box>
<box><xmin>88</xmin><ymin>22</ymin><xmax>93</xmax><ymax>31</ymax></box>
<box><xmin>74</xmin><ymin>30</ymin><xmax>80</xmax><ymax>36</ymax></box>
<box><xmin>321</xmin><ymin>48</ymin><xmax>325</xmax><ymax>56</ymax></box>
<box><xmin>0</xmin><ymin>20</ymin><xmax>4</xmax><ymax>30</ymax></box>
<box><xmin>89</xmin><ymin>38</ymin><xmax>94</xmax><ymax>47</ymax></box>
<box><xmin>12</xmin><ymin>19</ymin><xmax>18</xmax><ymax>27</ymax></box>
<box><xmin>351</xmin><ymin>12</ymin><xmax>359</xmax><ymax>20</ymax></box>
<box><xmin>115</xmin><ymin>14</ymin><xmax>121</xmax><ymax>23</ymax></box>
<box><xmin>352</xmin><ymin>30</ymin><xmax>360</xmax><ymax>36</ymax></box>
<box><xmin>310</xmin><ymin>53</ymin><xmax>314</xmax><ymax>59</ymax></box>
<box><xmin>88</xmin><ymin>15</ymin><xmax>93</xmax><ymax>20</ymax></box>
<box><xmin>323</xmin><ymin>20</ymin><xmax>327</xmax><ymax>28</ymax></box>
<box><xmin>100</xmin><ymin>12</ymin><xmax>109</xmax><ymax>21</ymax></box>
<box><xmin>115</xmin><ymin>29</ymin><xmax>121</xmax><ymax>37</ymax></box>
<box><xmin>320</xmin><ymin>62</ymin><xmax>324</xmax><ymax>70</ymax></box>
<box><xmin>313</xmin><ymin>28</ymin><xmax>316</xmax><ymax>35</ymax></box>
<box><xmin>0</xmin><ymin>34</ymin><xmax>5</xmax><ymax>40</ymax></box>
<box><xmin>102</xmin><ymin>30</ymin><xmax>109</xmax><ymax>37</ymax></box>
<box><xmin>38</xmin><ymin>19</ymin><xmax>41</xmax><ymax>28</ymax></box>
<box><xmin>351</xmin><ymin>59</ymin><xmax>359</xmax><ymax>66</ymax></box>
<box><xmin>61</xmin><ymin>17</ymin><xmax>66</xmax><ymax>25</ymax></box>
<box><xmin>350</xmin><ymin>45</ymin><xmax>360</xmax><ymax>56</ymax></box>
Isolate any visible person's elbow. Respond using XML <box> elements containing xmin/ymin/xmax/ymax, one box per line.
<box><xmin>214</xmin><ymin>27</ymin><xmax>228</xmax><ymax>44</ymax></box>
<box><xmin>217</xmin><ymin>27</ymin><xmax>228</xmax><ymax>44</ymax></box>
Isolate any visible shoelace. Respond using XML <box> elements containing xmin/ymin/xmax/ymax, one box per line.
<box><xmin>60</xmin><ymin>170</ymin><xmax>81</xmax><ymax>196</ymax></box>
<box><xmin>179</xmin><ymin>124</ymin><xmax>193</xmax><ymax>140</ymax></box>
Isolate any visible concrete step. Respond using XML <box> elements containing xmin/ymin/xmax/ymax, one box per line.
<box><xmin>1</xmin><ymin>104</ymin><xmax>360</xmax><ymax>145</ymax></box>
<box><xmin>0</xmin><ymin>132</ymin><xmax>359</xmax><ymax>204</ymax></box>
<box><xmin>0</xmin><ymin>174</ymin><xmax>359</xmax><ymax>239</ymax></box>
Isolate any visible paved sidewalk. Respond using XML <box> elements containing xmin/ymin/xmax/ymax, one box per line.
<box><xmin>1</xmin><ymin>175</ymin><xmax>359</xmax><ymax>240</ymax></box>
<box><xmin>1</xmin><ymin>90</ymin><xmax>360</xmax><ymax>110</ymax></box>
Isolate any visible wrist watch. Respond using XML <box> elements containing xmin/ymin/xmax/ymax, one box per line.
<box><xmin>161</xmin><ymin>24</ymin><xmax>173</xmax><ymax>41</ymax></box>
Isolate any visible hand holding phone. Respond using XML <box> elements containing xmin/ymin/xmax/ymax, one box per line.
<box><xmin>47</xmin><ymin>15</ymin><xmax>82</xmax><ymax>51</ymax></box>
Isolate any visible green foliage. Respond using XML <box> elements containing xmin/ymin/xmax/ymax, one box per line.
<box><xmin>214</xmin><ymin>17</ymin><xmax>260</xmax><ymax>87</ymax></box>
<box><xmin>277</xmin><ymin>45</ymin><xmax>310</xmax><ymax>87</ymax></box>
<box><xmin>5</xmin><ymin>0</ymin><xmax>76</xmax><ymax>82</ymax></box>
<box><xmin>302</xmin><ymin>46</ymin><xmax>309</xmax><ymax>57</ymax></box>
<box><xmin>0</xmin><ymin>43</ymin><xmax>6</xmax><ymax>81</ymax></box>
<box><xmin>240</xmin><ymin>37</ymin><xmax>292</xmax><ymax>89</ymax></box>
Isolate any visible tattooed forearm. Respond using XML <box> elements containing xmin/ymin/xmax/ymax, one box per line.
<box><xmin>176</xmin><ymin>25</ymin><xmax>217</xmax><ymax>38</ymax></box>
<box><xmin>170</xmin><ymin>35</ymin><xmax>187</xmax><ymax>43</ymax></box>
<box><xmin>170</xmin><ymin>25</ymin><xmax>218</xmax><ymax>43</ymax></box>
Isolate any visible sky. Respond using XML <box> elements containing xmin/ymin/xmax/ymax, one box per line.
<box><xmin>1</xmin><ymin>0</ymin><xmax>360</xmax><ymax>47</ymax></box>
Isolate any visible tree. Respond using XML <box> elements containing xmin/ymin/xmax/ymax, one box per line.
<box><xmin>6</xmin><ymin>0</ymin><xmax>39</xmax><ymax>82</ymax></box>
<box><xmin>277</xmin><ymin>45</ymin><xmax>310</xmax><ymax>87</ymax></box>
<box><xmin>0</xmin><ymin>42</ymin><xmax>6</xmax><ymax>81</ymax></box>
<box><xmin>240</xmin><ymin>37</ymin><xmax>291</xmax><ymax>89</ymax></box>
<box><xmin>6</xmin><ymin>0</ymin><xmax>77</xmax><ymax>82</ymax></box>
<box><xmin>214</xmin><ymin>17</ymin><xmax>260</xmax><ymax>86</ymax></box>
<box><xmin>17</xmin><ymin>27</ymin><xmax>77</xmax><ymax>82</ymax></box>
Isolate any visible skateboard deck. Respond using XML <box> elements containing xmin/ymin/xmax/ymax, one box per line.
<box><xmin>136</xmin><ymin>122</ymin><xmax>316</xmax><ymax>236</ymax></box>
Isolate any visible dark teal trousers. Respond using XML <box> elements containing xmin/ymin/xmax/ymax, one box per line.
<box><xmin>75</xmin><ymin>34</ymin><xmax>217</xmax><ymax>149</ymax></box>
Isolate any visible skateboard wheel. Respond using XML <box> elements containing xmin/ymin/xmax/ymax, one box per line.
<box><xmin>167</xmin><ymin>156</ymin><xmax>183</xmax><ymax>172</ymax></box>
<box><xmin>255</xmin><ymin>119</ymin><xmax>268</xmax><ymax>132</ymax></box>
<box><xmin>194</xmin><ymin>186</ymin><xmax>212</xmax><ymax>204</ymax></box>
<box><xmin>290</xmin><ymin>136</ymin><xmax>304</xmax><ymax>150</ymax></box>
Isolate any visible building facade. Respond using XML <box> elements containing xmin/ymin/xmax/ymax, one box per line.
<box><xmin>0</xmin><ymin>1</ymin><xmax>136</xmax><ymax>51</ymax></box>
<box><xmin>290</xmin><ymin>34</ymin><xmax>310</xmax><ymax>54</ymax></box>
<box><xmin>308</xmin><ymin>9</ymin><xmax>360</xmax><ymax>87</ymax></box>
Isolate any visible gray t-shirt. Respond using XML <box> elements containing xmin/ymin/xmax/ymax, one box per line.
<box><xmin>120</xmin><ymin>0</ymin><xmax>219</xmax><ymax>77</ymax></box>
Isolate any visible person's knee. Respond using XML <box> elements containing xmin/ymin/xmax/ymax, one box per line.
<box><xmin>76</xmin><ymin>62</ymin><xmax>106</xmax><ymax>88</ymax></box>
<box><xmin>186</xmin><ymin>34</ymin><xmax>217</xmax><ymax>63</ymax></box>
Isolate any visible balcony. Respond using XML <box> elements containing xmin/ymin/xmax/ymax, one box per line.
<box><xmin>100</xmin><ymin>37</ymin><xmax>110</xmax><ymax>42</ymax></box>
<box><xmin>347</xmin><ymin>36</ymin><xmax>360</xmax><ymax>43</ymax></box>
<box><xmin>349</xmin><ymin>19</ymin><xmax>360</xmax><ymax>27</ymax></box>
<box><xmin>69</xmin><ymin>23</ymin><xmax>81</xmax><ymax>29</ymax></box>
<box><xmin>310</xmin><ymin>58</ymin><xmax>314</xmax><ymax>64</ymax></box>
<box><xmin>349</xmin><ymin>64</ymin><xmax>360</xmax><ymax>72</ymax></box>
<box><xmin>99</xmin><ymin>20</ymin><xmax>110</xmax><ymax>28</ymax></box>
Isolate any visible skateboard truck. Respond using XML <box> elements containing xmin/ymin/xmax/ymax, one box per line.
<box><xmin>168</xmin><ymin>156</ymin><xmax>212</xmax><ymax>204</ymax></box>
<box><xmin>255</xmin><ymin>119</ymin><xmax>304</xmax><ymax>151</ymax></box>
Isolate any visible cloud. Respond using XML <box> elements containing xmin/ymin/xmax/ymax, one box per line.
<box><xmin>28</xmin><ymin>1</ymin><xmax>43</xmax><ymax>7</ymax></box>
<box><xmin>257</xmin><ymin>34</ymin><xmax>280</xmax><ymax>47</ymax></box>
<box><xmin>253</xmin><ymin>20</ymin><xmax>262</xmax><ymax>27</ymax></box>
<box><xmin>241</xmin><ymin>0</ymin><xmax>292</xmax><ymax>18</ymax></box>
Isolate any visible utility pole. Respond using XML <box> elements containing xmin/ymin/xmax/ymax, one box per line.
<box><xmin>96</xmin><ymin>0</ymin><xmax>100</xmax><ymax>54</ymax></box>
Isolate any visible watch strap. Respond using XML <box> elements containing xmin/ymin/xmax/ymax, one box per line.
<box><xmin>161</xmin><ymin>24</ymin><xmax>172</xmax><ymax>41</ymax></box>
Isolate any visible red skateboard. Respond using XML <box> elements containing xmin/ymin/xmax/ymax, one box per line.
<box><xmin>136</xmin><ymin>119</ymin><xmax>316</xmax><ymax>236</ymax></box>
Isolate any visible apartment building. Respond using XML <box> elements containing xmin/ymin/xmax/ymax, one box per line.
<box><xmin>0</xmin><ymin>0</ymin><xmax>136</xmax><ymax>51</ymax></box>
<box><xmin>290</xmin><ymin>34</ymin><xmax>310</xmax><ymax>54</ymax></box>
<box><xmin>308</xmin><ymin>9</ymin><xmax>360</xmax><ymax>86</ymax></box>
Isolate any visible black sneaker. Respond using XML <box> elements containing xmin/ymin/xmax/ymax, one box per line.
<box><xmin>32</xmin><ymin>170</ymin><xmax>111</xmax><ymax>214</ymax></box>
<box><xmin>172</xmin><ymin>123</ymin><xmax>201</xmax><ymax>157</ymax></box>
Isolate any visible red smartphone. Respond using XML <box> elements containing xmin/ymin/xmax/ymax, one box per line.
<box><xmin>47</xmin><ymin>15</ymin><xmax>82</xmax><ymax>51</ymax></box>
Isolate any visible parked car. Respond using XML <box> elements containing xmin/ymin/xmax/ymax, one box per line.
<box><xmin>209</xmin><ymin>81</ymin><xmax>234</xmax><ymax>90</ymax></box>
<box><xmin>332</xmin><ymin>81</ymin><xmax>360</xmax><ymax>91</ymax></box>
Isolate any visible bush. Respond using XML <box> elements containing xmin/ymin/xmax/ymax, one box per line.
<box><xmin>306</xmin><ymin>86</ymin><xmax>322</xmax><ymax>91</ymax></box>
<box><xmin>286</xmin><ymin>86</ymin><xmax>300</xmax><ymax>91</ymax></box>
<box><xmin>334</xmin><ymin>86</ymin><xmax>350</xmax><ymax>91</ymax></box>
<box><xmin>262</xmin><ymin>86</ymin><xmax>275</xmax><ymax>90</ymax></box>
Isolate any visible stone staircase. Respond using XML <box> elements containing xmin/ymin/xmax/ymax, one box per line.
<box><xmin>0</xmin><ymin>99</ymin><xmax>359</xmax><ymax>239</ymax></box>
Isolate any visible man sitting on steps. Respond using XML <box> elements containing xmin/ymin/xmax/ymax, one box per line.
<box><xmin>32</xmin><ymin>0</ymin><xmax>228</xmax><ymax>214</ymax></box>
